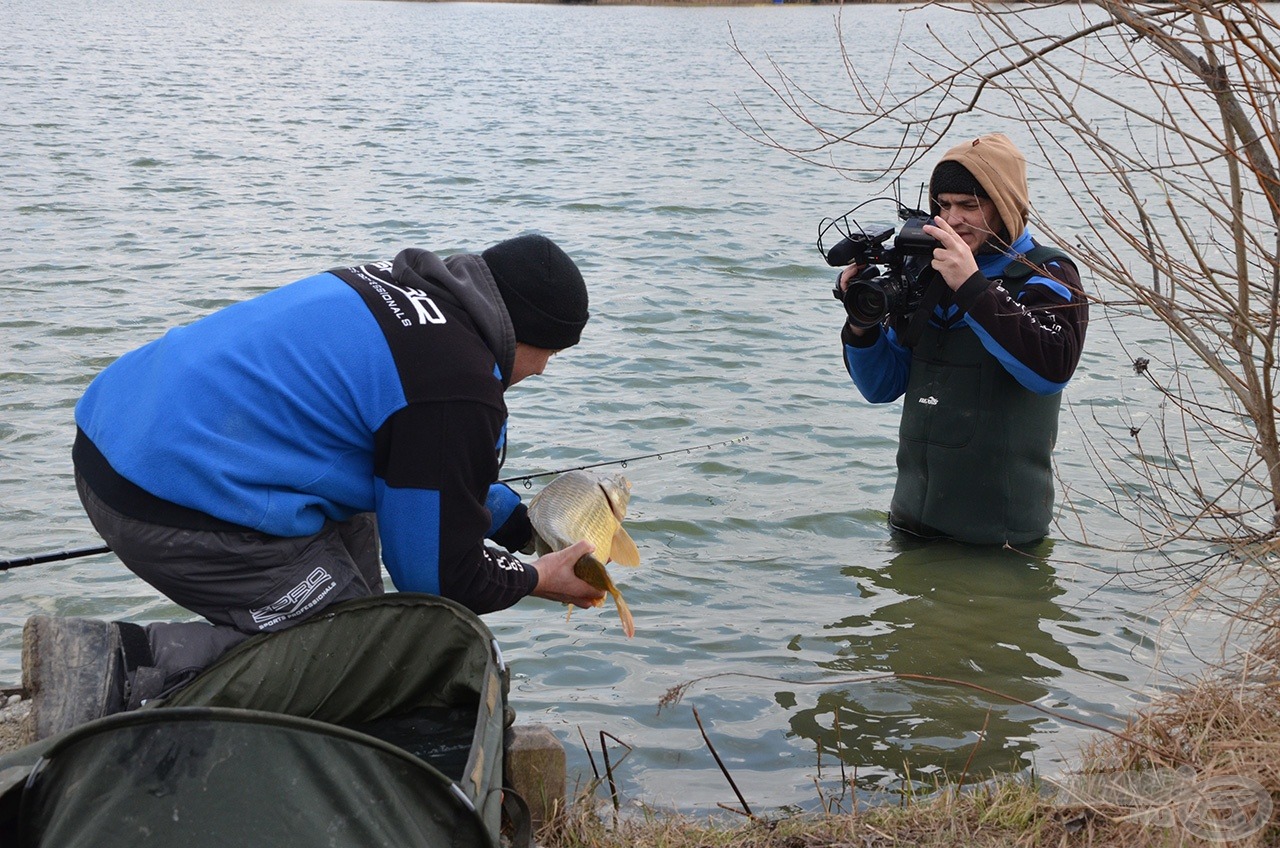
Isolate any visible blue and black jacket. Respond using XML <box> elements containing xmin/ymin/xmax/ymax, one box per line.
<box><xmin>75</xmin><ymin>248</ymin><xmax>538</xmax><ymax>613</ymax></box>
<box><xmin>841</xmin><ymin>229</ymin><xmax>1088</xmax><ymax>544</ymax></box>
<box><xmin>842</xmin><ymin>229</ymin><xmax>1086</xmax><ymax>400</ymax></box>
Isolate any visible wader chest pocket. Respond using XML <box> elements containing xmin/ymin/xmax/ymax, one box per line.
<box><xmin>899</xmin><ymin>358</ymin><xmax>981</xmax><ymax>449</ymax></box>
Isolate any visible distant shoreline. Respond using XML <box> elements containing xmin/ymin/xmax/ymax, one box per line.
<box><xmin>395</xmin><ymin>0</ymin><xmax>911</xmax><ymax>5</ymax></box>
<box><xmin>388</xmin><ymin>0</ymin><xmax>1047</xmax><ymax>3</ymax></box>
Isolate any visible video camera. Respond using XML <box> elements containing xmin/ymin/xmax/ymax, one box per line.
<box><xmin>818</xmin><ymin>202</ymin><xmax>940</xmax><ymax>330</ymax></box>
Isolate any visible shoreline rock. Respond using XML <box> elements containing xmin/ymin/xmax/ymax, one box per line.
<box><xmin>0</xmin><ymin>694</ymin><xmax>31</xmax><ymax>753</ymax></box>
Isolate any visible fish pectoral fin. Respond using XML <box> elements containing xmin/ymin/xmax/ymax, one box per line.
<box><xmin>573</xmin><ymin>558</ymin><xmax>629</xmax><ymax>633</ymax></box>
<box><xmin>564</xmin><ymin>595</ymin><xmax>604</xmax><ymax>626</ymax></box>
<box><xmin>609</xmin><ymin>526</ymin><xmax>641</xmax><ymax>567</ymax></box>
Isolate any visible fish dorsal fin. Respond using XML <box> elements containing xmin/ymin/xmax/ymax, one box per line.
<box><xmin>610</xmin><ymin>526</ymin><xmax>641</xmax><ymax>567</ymax></box>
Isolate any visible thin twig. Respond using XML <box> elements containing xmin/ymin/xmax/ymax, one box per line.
<box><xmin>577</xmin><ymin>726</ymin><xmax>599</xmax><ymax>782</ymax></box>
<box><xmin>600</xmin><ymin>730</ymin><xmax>620</xmax><ymax>811</ymax></box>
<box><xmin>957</xmin><ymin>708</ymin><xmax>992</xmax><ymax>787</ymax></box>
<box><xmin>692</xmin><ymin>705</ymin><xmax>754</xmax><ymax>819</ymax></box>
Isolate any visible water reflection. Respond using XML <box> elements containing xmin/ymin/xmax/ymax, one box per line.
<box><xmin>782</xmin><ymin>537</ymin><xmax>1084</xmax><ymax>790</ymax></box>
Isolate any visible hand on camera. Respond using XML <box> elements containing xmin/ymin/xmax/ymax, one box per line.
<box><xmin>834</xmin><ymin>265</ymin><xmax>877</xmax><ymax>337</ymax></box>
<box><xmin>922</xmin><ymin>217</ymin><xmax>979</xmax><ymax>291</ymax></box>
<box><xmin>837</xmin><ymin>263</ymin><xmax>867</xmax><ymax>292</ymax></box>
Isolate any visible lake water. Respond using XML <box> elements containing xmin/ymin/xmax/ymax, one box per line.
<box><xmin>0</xmin><ymin>0</ymin><xmax>1239</xmax><ymax>814</ymax></box>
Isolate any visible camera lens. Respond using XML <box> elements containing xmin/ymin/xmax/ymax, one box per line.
<box><xmin>844</xmin><ymin>279</ymin><xmax>888</xmax><ymax>329</ymax></box>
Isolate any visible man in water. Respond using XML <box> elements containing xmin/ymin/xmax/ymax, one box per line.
<box><xmin>66</xmin><ymin>233</ymin><xmax>604</xmax><ymax>714</ymax></box>
<box><xmin>837</xmin><ymin>133</ymin><xmax>1089</xmax><ymax>545</ymax></box>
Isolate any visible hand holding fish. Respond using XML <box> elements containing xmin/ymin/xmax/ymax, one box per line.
<box><xmin>529</xmin><ymin>540</ymin><xmax>607</xmax><ymax>609</ymax></box>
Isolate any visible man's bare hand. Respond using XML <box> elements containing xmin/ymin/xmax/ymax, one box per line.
<box><xmin>923</xmin><ymin>217</ymin><xmax>980</xmax><ymax>291</ymax></box>
<box><xmin>530</xmin><ymin>540</ymin><xmax>606</xmax><ymax>608</ymax></box>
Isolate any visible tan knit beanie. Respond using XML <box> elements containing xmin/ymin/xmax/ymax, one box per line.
<box><xmin>929</xmin><ymin>133</ymin><xmax>1029</xmax><ymax>247</ymax></box>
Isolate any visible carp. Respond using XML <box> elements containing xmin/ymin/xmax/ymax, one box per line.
<box><xmin>527</xmin><ymin>470</ymin><xmax>641</xmax><ymax>638</ymax></box>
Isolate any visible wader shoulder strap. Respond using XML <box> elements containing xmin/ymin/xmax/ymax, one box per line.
<box><xmin>901</xmin><ymin>274</ymin><xmax>948</xmax><ymax>349</ymax></box>
<box><xmin>999</xmin><ymin>245</ymin><xmax>1074</xmax><ymax>287</ymax></box>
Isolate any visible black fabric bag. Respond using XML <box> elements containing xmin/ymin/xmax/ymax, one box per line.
<box><xmin>0</xmin><ymin>594</ymin><xmax>521</xmax><ymax>847</ymax></box>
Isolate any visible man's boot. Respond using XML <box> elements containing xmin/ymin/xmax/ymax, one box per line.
<box><xmin>22</xmin><ymin>616</ymin><xmax>157</xmax><ymax>742</ymax></box>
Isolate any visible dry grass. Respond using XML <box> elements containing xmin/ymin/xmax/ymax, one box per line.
<box><xmin>543</xmin><ymin>654</ymin><xmax>1280</xmax><ymax>848</ymax></box>
<box><xmin>544</xmin><ymin>769</ymin><xmax>1273</xmax><ymax>846</ymax></box>
<box><xmin>1084</xmin><ymin>680</ymin><xmax>1280</xmax><ymax>791</ymax></box>
<box><xmin>543</xmin><ymin>781</ymin><xmax>1178</xmax><ymax>848</ymax></box>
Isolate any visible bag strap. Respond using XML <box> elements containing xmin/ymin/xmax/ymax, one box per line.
<box><xmin>498</xmin><ymin>787</ymin><xmax>534</xmax><ymax>848</ymax></box>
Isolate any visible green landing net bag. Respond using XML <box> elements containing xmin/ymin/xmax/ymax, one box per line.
<box><xmin>0</xmin><ymin>594</ymin><xmax>517</xmax><ymax>848</ymax></box>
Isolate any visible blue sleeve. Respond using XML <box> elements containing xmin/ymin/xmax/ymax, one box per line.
<box><xmin>376</xmin><ymin>482</ymin><xmax>443</xmax><ymax>594</ymax></box>
<box><xmin>841</xmin><ymin>323</ymin><xmax>911</xmax><ymax>403</ymax></box>
<box><xmin>485</xmin><ymin>483</ymin><xmax>520</xmax><ymax>535</ymax></box>
<box><xmin>485</xmin><ymin>482</ymin><xmax>533</xmax><ymax>552</ymax></box>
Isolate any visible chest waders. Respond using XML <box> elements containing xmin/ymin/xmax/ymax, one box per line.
<box><xmin>890</xmin><ymin>246</ymin><xmax>1071</xmax><ymax>546</ymax></box>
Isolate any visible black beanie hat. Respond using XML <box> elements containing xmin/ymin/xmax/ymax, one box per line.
<box><xmin>930</xmin><ymin>160</ymin><xmax>990</xmax><ymax>201</ymax></box>
<box><xmin>482</xmin><ymin>234</ymin><xmax>589</xmax><ymax>350</ymax></box>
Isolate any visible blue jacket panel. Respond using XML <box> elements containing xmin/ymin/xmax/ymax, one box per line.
<box><xmin>77</xmin><ymin>273</ymin><xmax>396</xmax><ymax>535</ymax></box>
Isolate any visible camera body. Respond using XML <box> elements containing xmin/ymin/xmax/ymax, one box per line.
<box><xmin>824</xmin><ymin>213</ymin><xmax>939</xmax><ymax>330</ymax></box>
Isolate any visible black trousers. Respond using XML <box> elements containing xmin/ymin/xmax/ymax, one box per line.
<box><xmin>76</xmin><ymin>471</ymin><xmax>385</xmax><ymax>687</ymax></box>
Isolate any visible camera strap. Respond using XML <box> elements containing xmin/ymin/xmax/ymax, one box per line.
<box><xmin>900</xmin><ymin>274</ymin><xmax>948</xmax><ymax>349</ymax></box>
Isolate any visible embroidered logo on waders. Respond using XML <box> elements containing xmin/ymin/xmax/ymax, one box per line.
<box><xmin>250</xmin><ymin>567</ymin><xmax>337</xmax><ymax>629</ymax></box>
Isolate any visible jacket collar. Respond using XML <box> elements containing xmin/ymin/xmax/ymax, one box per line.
<box><xmin>391</xmin><ymin>248</ymin><xmax>517</xmax><ymax>388</ymax></box>
<box><xmin>977</xmin><ymin>228</ymin><xmax>1034</xmax><ymax>278</ymax></box>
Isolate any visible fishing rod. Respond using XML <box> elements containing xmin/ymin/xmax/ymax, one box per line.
<box><xmin>0</xmin><ymin>545</ymin><xmax>112</xmax><ymax>571</ymax></box>
<box><xmin>499</xmin><ymin>435</ymin><xmax>749</xmax><ymax>488</ymax></box>
<box><xmin>0</xmin><ymin>435</ymin><xmax>749</xmax><ymax>571</ymax></box>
